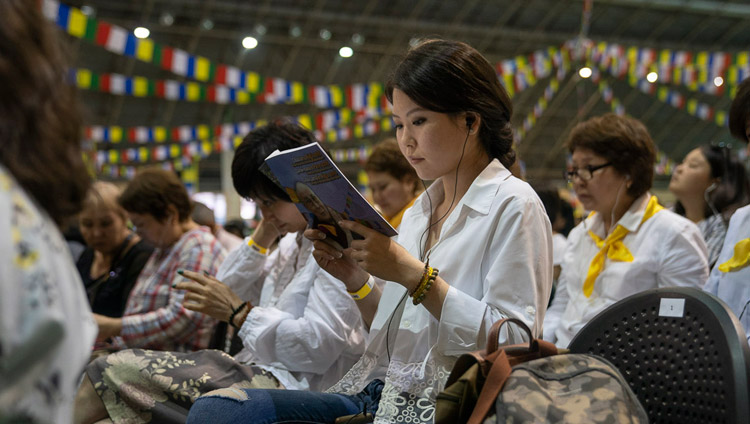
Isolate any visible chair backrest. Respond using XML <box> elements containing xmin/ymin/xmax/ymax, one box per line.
<box><xmin>568</xmin><ymin>287</ymin><xmax>750</xmax><ymax>424</ymax></box>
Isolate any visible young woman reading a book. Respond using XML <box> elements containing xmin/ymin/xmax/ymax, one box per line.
<box><xmin>187</xmin><ymin>39</ymin><xmax>553</xmax><ymax>424</ymax></box>
<box><xmin>74</xmin><ymin>122</ymin><xmax>366</xmax><ymax>424</ymax></box>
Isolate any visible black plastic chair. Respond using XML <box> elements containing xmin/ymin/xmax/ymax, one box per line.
<box><xmin>568</xmin><ymin>287</ymin><xmax>750</xmax><ymax>424</ymax></box>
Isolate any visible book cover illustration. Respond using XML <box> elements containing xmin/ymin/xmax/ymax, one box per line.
<box><xmin>262</xmin><ymin>143</ymin><xmax>397</xmax><ymax>249</ymax></box>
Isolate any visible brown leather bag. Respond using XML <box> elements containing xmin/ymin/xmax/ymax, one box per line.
<box><xmin>434</xmin><ymin>318</ymin><xmax>558</xmax><ymax>424</ymax></box>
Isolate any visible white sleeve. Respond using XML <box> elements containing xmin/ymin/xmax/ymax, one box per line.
<box><xmin>437</xmin><ymin>195</ymin><xmax>553</xmax><ymax>354</ymax></box>
<box><xmin>543</xmin><ymin>272</ymin><xmax>569</xmax><ymax>344</ymax></box>
<box><xmin>217</xmin><ymin>237</ymin><xmax>277</xmax><ymax>304</ymax></box>
<box><xmin>657</xmin><ymin>219</ymin><xmax>709</xmax><ymax>289</ymax></box>
<box><xmin>238</xmin><ymin>260</ymin><xmax>363</xmax><ymax>373</ymax></box>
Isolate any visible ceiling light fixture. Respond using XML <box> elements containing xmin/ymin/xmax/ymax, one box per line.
<box><xmin>319</xmin><ymin>29</ymin><xmax>332</xmax><ymax>40</ymax></box>
<box><xmin>714</xmin><ymin>76</ymin><xmax>724</xmax><ymax>87</ymax></box>
<box><xmin>159</xmin><ymin>12</ymin><xmax>174</xmax><ymax>26</ymax></box>
<box><xmin>134</xmin><ymin>27</ymin><xmax>150</xmax><ymax>39</ymax></box>
<box><xmin>242</xmin><ymin>36</ymin><xmax>258</xmax><ymax>49</ymax></box>
<box><xmin>339</xmin><ymin>46</ymin><xmax>354</xmax><ymax>58</ymax></box>
<box><xmin>578</xmin><ymin>67</ymin><xmax>592</xmax><ymax>79</ymax></box>
<box><xmin>646</xmin><ymin>71</ymin><xmax>658</xmax><ymax>83</ymax></box>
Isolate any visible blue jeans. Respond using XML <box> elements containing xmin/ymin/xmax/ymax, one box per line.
<box><xmin>186</xmin><ymin>379</ymin><xmax>384</xmax><ymax>424</ymax></box>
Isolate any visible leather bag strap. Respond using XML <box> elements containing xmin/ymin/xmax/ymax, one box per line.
<box><xmin>486</xmin><ymin>318</ymin><xmax>533</xmax><ymax>354</ymax></box>
<box><xmin>467</xmin><ymin>350</ymin><xmax>513</xmax><ymax>424</ymax></box>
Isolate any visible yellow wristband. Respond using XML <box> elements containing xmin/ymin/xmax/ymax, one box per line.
<box><xmin>247</xmin><ymin>238</ymin><xmax>268</xmax><ymax>255</ymax></box>
<box><xmin>349</xmin><ymin>275</ymin><xmax>375</xmax><ymax>300</ymax></box>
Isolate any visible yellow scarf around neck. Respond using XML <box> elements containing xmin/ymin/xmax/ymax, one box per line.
<box><xmin>582</xmin><ymin>195</ymin><xmax>663</xmax><ymax>297</ymax></box>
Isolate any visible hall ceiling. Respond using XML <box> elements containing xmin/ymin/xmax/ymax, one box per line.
<box><xmin>66</xmin><ymin>0</ymin><xmax>750</xmax><ymax>187</ymax></box>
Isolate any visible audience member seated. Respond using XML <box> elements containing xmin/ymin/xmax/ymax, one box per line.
<box><xmin>544</xmin><ymin>113</ymin><xmax>709</xmax><ymax>347</ymax></box>
<box><xmin>74</xmin><ymin>122</ymin><xmax>366</xmax><ymax>424</ymax></box>
<box><xmin>0</xmin><ymin>1</ymin><xmax>96</xmax><ymax>422</ymax></box>
<box><xmin>186</xmin><ymin>39</ymin><xmax>553</xmax><ymax>424</ymax></box>
<box><xmin>224</xmin><ymin>218</ymin><xmax>249</xmax><ymax>238</ymax></box>
<box><xmin>669</xmin><ymin>144</ymin><xmax>749</xmax><ymax>266</ymax></box>
<box><xmin>364</xmin><ymin>138</ymin><xmax>423</xmax><ymax>229</ymax></box>
<box><xmin>192</xmin><ymin>200</ymin><xmax>244</xmax><ymax>252</ymax></box>
<box><xmin>77</xmin><ymin>182</ymin><xmax>153</xmax><ymax>318</ymax></box>
<box><xmin>91</xmin><ymin>169</ymin><xmax>226</xmax><ymax>353</ymax></box>
<box><xmin>704</xmin><ymin>77</ymin><xmax>750</xmax><ymax>341</ymax></box>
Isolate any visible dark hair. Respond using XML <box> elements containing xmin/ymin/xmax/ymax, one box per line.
<box><xmin>232</xmin><ymin>120</ymin><xmax>319</xmax><ymax>201</ymax></box>
<box><xmin>567</xmin><ymin>113</ymin><xmax>655</xmax><ymax>198</ymax></box>
<box><xmin>674</xmin><ymin>145</ymin><xmax>750</xmax><ymax>219</ymax></box>
<box><xmin>191</xmin><ymin>201</ymin><xmax>216</xmax><ymax>228</ymax></box>
<box><xmin>531</xmin><ymin>184</ymin><xmax>562</xmax><ymax>227</ymax></box>
<box><xmin>729</xmin><ymin>78</ymin><xmax>750</xmax><ymax>143</ymax></box>
<box><xmin>364</xmin><ymin>138</ymin><xmax>419</xmax><ymax>189</ymax></box>
<box><xmin>385</xmin><ymin>39</ymin><xmax>515</xmax><ymax>168</ymax></box>
<box><xmin>118</xmin><ymin>168</ymin><xmax>193</xmax><ymax>222</ymax></box>
<box><xmin>0</xmin><ymin>0</ymin><xmax>89</xmax><ymax>225</ymax></box>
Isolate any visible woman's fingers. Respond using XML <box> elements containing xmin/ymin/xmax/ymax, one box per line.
<box><xmin>312</xmin><ymin>239</ymin><xmax>343</xmax><ymax>260</ymax></box>
<box><xmin>338</xmin><ymin>220</ymin><xmax>377</xmax><ymax>238</ymax></box>
<box><xmin>173</xmin><ymin>280</ymin><xmax>204</xmax><ymax>293</ymax></box>
<box><xmin>178</xmin><ymin>269</ymin><xmax>208</xmax><ymax>285</ymax></box>
<box><xmin>304</xmin><ymin>228</ymin><xmax>327</xmax><ymax>240</ymax></box>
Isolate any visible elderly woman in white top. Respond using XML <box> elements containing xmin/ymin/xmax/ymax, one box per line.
<box><xmin>187</xmin><ymin>39</ymin><xmax>552</xmax><ymax>424</ymax></box>
<box><xmin>544</xmin><ymin>113</ymin><xmax>709</xmax><ymax>348</ymax></box>
<box><xmin>74</xmin><ymin>122</ymin><xmax>366</xmax><ymax>424</ymax></box>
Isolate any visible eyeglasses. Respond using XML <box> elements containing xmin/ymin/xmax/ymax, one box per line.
<box><xmin>564</xmin><ymin>162</ymin><xmax>612</xmax><ymax>183</ymax></box>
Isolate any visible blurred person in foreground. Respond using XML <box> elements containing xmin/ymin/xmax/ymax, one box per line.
<box><xmin>544</xmin><ymin>113</ymin><xmax>709</xmax><ymax>347</ymax></box>
<box><xmin>704</xmin><ymin>77</ymin><xmax>750</xmax><ymax>342</ymax></box>
<box><xmin>364</xmin><ymin>138</ymin><xmax>423</xmax><ymax>229</ymax></box>
<box><xmin>0</xmin><ymin>1</ymin><xmax>97</xmax><ymax>422</ymax></box>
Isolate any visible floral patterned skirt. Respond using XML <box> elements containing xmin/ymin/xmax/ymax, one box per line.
<box><xmin>86</xmin><ymin>348</ymin><xmax>282</xmax><ymax>424</ymax></box>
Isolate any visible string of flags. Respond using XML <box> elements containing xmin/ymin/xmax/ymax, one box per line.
<box><xmin>70</xmin><ymin>68</ymin><xmax>391</xmax><ymax>111</ymax></box>
<box><xmin>86</xmin><ymin>107</ymin><xmax>388</xmax><ymax>144</ymax></box>
<box><xmin>513</xmin><ymin>76</ymin><xmax>563</xmax><ymax>145</ymax></box>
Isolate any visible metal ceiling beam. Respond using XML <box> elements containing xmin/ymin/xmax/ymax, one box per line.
<box><xmin>590</xmin><ymin>0</ymin><xmax>750</xmax><ymax>18</ymax></box>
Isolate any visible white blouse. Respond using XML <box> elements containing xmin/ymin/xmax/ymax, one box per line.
<box><xmin>704</xmin><ymin>204</ymin><xmax>750</xmax><ymax>341</ymax></box>
<box><xmin>327</xmin><ymin>159</ymin><xmax>553</xmax><ymax>423</ymax></box>
<box><xmin>219</xmin><ymin>232</ymin><xmax>366</xmax><ymax>391</ymax></box>
<box><xmin>0</xmin><ymin>166</ymin><xmax>97</xmax><ymax>423</ymax></box>
<box><xmin>544</xmin><ymin>193</ymin><xmax>709</xmax><ymax>347</ymax></box>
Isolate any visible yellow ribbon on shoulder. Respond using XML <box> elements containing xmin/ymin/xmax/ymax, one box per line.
<box><xmin>718</xmin><ymin>238</ymin><xmax>750</xmax><ymax>273</ymax></box>
<box><xmin>582</xmin><ymin>196</ymin><xmax>664</xmax><ymax>297</ymax></box>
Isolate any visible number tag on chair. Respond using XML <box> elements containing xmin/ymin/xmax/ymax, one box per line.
<box><xmin>658</xmin><ymin>298</ymin><xmax>685</xmax><ymax>317</ymax></box>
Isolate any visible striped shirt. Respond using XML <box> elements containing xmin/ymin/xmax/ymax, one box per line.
<box><xmin>114</xmin><ymin>227</ymin><xmax>226</xmax><ymax>352</ymax></box>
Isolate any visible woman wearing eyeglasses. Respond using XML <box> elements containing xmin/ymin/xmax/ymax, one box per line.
<box><xmin>669</xmin><ymin>145</ymin><xmax>750</xmax><ymax>267</ymax></box>
<box><xmin>543</xmin><ymin>113</ymin><xmax>709</xmax><ymax>347</ymax></box>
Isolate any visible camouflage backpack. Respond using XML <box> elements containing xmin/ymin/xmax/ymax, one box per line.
<box><xmin>435</xmin><ymin>318</ymin><xmax>647</xmax><ymax>424</ymax></box>
<box><xmin>483</xmin><ymin>354</ymin><xmax>647</xmax><ymax>423</ymax></box>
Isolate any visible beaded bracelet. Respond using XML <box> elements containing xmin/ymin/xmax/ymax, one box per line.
<box><xmin>412</xmin><ymin>266</ymin><xmax>439</xmax><ymax>305</ymax></box>
<box><xmin>229</xmin><ymin>301</ymin><xmax>249</xmax><ymax>329</ymax></box>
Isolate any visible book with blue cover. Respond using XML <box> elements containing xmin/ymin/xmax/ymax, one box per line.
<box><xmin>261</xmin><ymin>142</ymin><xmax>397</xmax><ymax>249</ymax></box>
